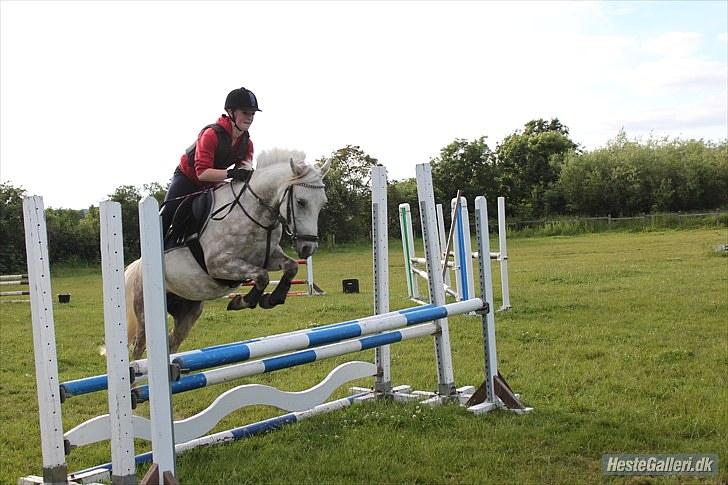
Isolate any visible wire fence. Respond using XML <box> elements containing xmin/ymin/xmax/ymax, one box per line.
<box><xmin>506</xmin><ymin>211</ymin><xmax>728</xmax><ymax>236</ymax></box>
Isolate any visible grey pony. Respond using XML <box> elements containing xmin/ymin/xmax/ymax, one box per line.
<box><xmin>125</xmin><ymin>154</ymin><xmax>330</xmax><ymax>360</ymax></box>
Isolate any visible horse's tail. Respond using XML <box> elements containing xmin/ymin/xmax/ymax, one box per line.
<box><xmin>125</xmin><ymin>258</ymin><xmax>143</xmax><ymax>349</ymax></box>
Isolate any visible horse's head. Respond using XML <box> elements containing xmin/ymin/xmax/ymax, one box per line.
<box><xmin>283</xmin><ymin>157</ymin><xmax>330</xmax><ymax>259</ymax></box>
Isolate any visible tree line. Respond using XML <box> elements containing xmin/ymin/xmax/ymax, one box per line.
<box><xmin>1</xmin><ymin>118</ymin><xmax>726</xmax><ymax>272</ymax></box>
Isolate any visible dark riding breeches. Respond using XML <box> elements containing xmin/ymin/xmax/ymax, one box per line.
<box><xmin>161</xmin><ymin>168</ymin><xmax>199</xmax><ymax>236</ymax></box>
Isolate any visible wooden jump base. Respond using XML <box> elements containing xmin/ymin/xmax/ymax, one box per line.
<box><xmin>20</xmin><ymin>164</ymin><xmax>530</xmax><ymax>484</ymax></box>
<box><xmin>400</xmin><ymin>196</ymin><xmax>511</xmax><ymax>310</ymax></box>
<box><xmin>1</xmin><ymin>273</ymin><xmax>30</xmax><ymax>303</ymax></box>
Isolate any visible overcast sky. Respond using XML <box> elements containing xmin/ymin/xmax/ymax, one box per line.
<box><xmin>1</xmin><ymin>1</ymin><xmax>726</xmax><ymax>209</ymax></box>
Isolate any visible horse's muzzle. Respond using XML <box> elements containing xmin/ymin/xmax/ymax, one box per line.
<box><xmin>295</xmin><ymin>240</ymin><xmax>318</xmax><ymax>259</ymax></box>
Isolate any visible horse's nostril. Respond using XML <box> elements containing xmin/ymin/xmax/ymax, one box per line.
<box><xmin>298</xmin><ymin>244</ymin><xmax>316</xmax><ymax>259</ymax></box>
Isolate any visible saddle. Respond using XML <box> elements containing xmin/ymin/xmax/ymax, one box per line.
<box><xmin>163</xmin><ymin>190</ymin><xmax>244</xmax><ymax>288</ymax></box>
<box><xmin>164</xmin><ymin>191</ymin><xmax>213</xmax><ymax>250</ymax></box>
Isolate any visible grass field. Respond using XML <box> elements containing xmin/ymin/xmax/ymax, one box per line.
<box><xmin>1</xmin><ymin>228</ymin><xmax>726</xmax><ymax>484</ymax></box>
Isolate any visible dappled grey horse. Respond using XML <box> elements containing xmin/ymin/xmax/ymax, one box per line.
<box><xmin>125</xmin><ymin>154</ymin><xmax>329</xmax><ymax>359</ymax></box>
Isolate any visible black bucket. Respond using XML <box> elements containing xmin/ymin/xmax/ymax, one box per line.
<box><xmin>58</xmin><ymin>294</ymin><xmax>71</xmax><ymax>304</ymax></box>
<box><xmin>342</xmin><ymin>279</ymin><xmax>359</xmax><ymax>294</ymax></box>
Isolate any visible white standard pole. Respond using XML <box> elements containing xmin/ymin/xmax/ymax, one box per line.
<box><xmin>371</xmin><ymin>165</ymin><xmax>391</xmax><ymax>392</ymax></box>
<box><xmin>139</xmin><ymin>196</ymin><xmax>176</xmax><ymax>481</ymax></box>
<box><xmin>416</xmin><ymin>163</ymin><xmax>456</xmax><ymax>396</ymax></box>
<box><xmin>306</xmin><ymin>256</ymin><xmax>314</xmax><ymax>296</ymax></box>
<box><xmin>497</xmin><ymin>197</ymin><xmax>511</xmax><ymax>310</ymax></box>
<box><xmin>474</xmin><ymin>196</ymin><xmax>498</xmax><ymax>403</ymax></box>
<box><xmin>22</xmin><ymin>196</ymin><xmax>68</xmax><ymax>484</ymax></box>
<box><xmin>99</xmin><ymin>201</ymin><xmax>136</xmax><ymax>484</ymax></box>
<box><xmin>398</xmin><ymin>203</ymin><xmax>419</xmax><ymax>301</ymax></box>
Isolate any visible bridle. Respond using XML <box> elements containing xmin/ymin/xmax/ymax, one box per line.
<box><xmin>282</xmin><ymin>182</ymin><xmax>326</xmax><ymax>243</ymax></box>
<box><xmin>210</xmin><ymin>174</ymin><xmax>325</xmax><ymax>267</ymax></box>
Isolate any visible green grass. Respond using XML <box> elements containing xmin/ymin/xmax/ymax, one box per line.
<box><xmin>1</xmin><ymin>229</ymin><xmax>727</xmax><ymax>484</ymax></box>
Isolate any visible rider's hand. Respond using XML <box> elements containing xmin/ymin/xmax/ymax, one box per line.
<box><xmin>227</xmin><ymin>167</ymin><xmax>253</xmax><ymax>182</ymax></box>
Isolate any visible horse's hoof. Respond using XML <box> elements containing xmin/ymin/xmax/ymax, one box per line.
<box><xmin>259</xmin><ymin>293</ymin><xmax>273</xmax><ymax>309</ymax></box>
<box><xmin>227</xmin><ymin>295</ymin><xmax>245</xmax><ymax>311</ymax></box>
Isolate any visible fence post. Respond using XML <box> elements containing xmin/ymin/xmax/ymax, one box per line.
<box><xmin>139</xmin><ymin>196</ymin><xmax>176</xmax><ymax>483</ymax></box>
<box><xmin>99</xmin><ymin>201</ymin><xmax>137</xmax><ymax>484</ymax></box>
<box><xmin>22</xmin><ymin>196</ymin><xmax>68</xmax><ymax>484</ymax></box>
<box><xmin>416</xmin><ymin>163</ymin><xmax>456</xmax><ymax>397</ymax></box>
<box><xmin>371</xmin><ymin>165</ymin><xmax>391</xmax><ymax>393</ymax></box>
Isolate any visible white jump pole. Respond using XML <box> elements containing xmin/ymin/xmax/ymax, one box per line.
<box><xmin>22</xmin><ymin>196</ymin><xmax>68</xmax><ymax>484</ymax></box>
<box><xmin>371</xmin><ymin>165</ymin><xmax>391</xmax><ymax>393</ymax></box>
<box><xmin>99</xmin><ymin>201</ymin><xmax>136</xmax><ymax>484</ymax></box>
<box><xmin>139</xmin><ymin>196</ymin><xmax>177</xmax><ymax>482</ymax></box>
<box><xmin>497</xmin><ymin>197</ymin><xmax>511</xmax><ymax>310</ymax></box>
<box><xmin>398</xmin><ymin>203</ymin><xmax>420</xmax><ymax>302</ymax></box>
<box><xmin>416</xmin><ymin>163</ymin><xmax>455</xmax><ymax>396</ymax></box>
<box><xmin>436</xmin><ymin>204</ymin><xmax>452</xmax><ymax>290</ymax></box>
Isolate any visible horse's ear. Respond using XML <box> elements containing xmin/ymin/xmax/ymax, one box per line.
<box><xmin>318</xmin><ymin>159</ymin><xmax>331</xmax><ymax>177</ymax></box>
<box><xmin>290</xmin><ymin>157</ymin><xmax>306</xmax><ymax>177</ymax></box>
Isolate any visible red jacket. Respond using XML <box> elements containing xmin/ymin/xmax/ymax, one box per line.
<box><xmin>178</xmin><ymin>115</ymin><xmax>254</xmax><ymax>187</ymax></box>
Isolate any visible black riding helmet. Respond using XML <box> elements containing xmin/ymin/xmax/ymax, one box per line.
<box><xmin>225</xmin><ymin>87</ymin><xmax>261</xmax><ymax>112</ymax></box>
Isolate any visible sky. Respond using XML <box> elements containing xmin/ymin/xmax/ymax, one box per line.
<box><xmin>1</xmin><ymin>0</ymin><xmax>726</xmax><ymax>209</ymax></box>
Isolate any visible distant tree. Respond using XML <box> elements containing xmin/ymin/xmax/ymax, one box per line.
<box><xmin>45</xmin><ymin>208</ymin><xmax>99</xmax><ymax>265</ymax></box>
<box><xmin>558</xmin><ymin>133</ymin><xmax>728</xmax><ymax>216</ymax></box>
<box><xmin>315</xmin><ymin>145</ymin><xmax>379</xmax><ymax>244</ymax></box>
<box><xmin>495</xmin><ymin>118</ymin><xmax>578</xmax><ymax>218</ymax></box>
<box><xmin>109</xmin><ymin>185</ymin><xmax>143</xmax><ymax>262</ymax></box>
<box><xmin>143</xmin><ymin>181</ymin><xmax>168</xmax><ymax>205</ymax></box>
<box><xmin>430</xmin><ymin>136</ymin><xmax>499</xmax><ymax>224</ymax></box>
<box><xmin>387</xmin><ymin>177</ymin><xmax>419</xmax><ymax>238</ymax></box>
<box><xmin>0</xmin><ymin>182</ymin><xmax>27</xmax><ymax>273</ymax></box>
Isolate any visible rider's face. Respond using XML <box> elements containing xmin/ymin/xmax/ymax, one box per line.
<box><xmin>233</xmin><ymin>109</ymin><xmax>255</xmax><ymax>130</ymax></box>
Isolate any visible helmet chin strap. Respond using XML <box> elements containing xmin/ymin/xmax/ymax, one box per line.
<box><xmin>227</xmin><ymin>109</ymin><xmax>246</xmax><ymax>133</ymax></box>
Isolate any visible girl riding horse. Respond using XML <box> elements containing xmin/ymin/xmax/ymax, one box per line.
<box><xmin>161</xmin><ymin>86</ymin><xmax>260</xmax><ymax>238</ymax></box>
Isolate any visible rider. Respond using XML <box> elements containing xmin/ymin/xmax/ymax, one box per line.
<box><xmin>161</xmin><ymin>86</ymin><xmax>261</xmax><ymax>237</ymax></box>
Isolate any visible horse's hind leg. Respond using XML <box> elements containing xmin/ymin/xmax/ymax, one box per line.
<box><xmin>130</xmin><ymin>291</ymin><xmax>147</xmax><ymax>361</ymax></box>
<box><xmin>126</xmin><ymin>259</ymin><xmax>147</xmax><ymax>360</ymax></box>
<box><xmin>167</xmin><ymin>292</ymin><xmax>203</xmax><ymax>354</ymax></box>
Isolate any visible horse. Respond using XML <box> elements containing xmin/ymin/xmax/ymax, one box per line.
<box><xmin>125</xmin><ymin>152</ymin><xmax>330</xmax><ymax>360</ymax></box>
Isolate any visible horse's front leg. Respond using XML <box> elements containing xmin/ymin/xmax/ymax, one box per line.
<box><xmin>222</xmin><ymin>262</ymin><xmax>270</xmax><ymax>311</ymax></box>
<box><xmin>258</xmin><ymin>251</ymin><xmax>299</xmax><ymax>309</ymax></box>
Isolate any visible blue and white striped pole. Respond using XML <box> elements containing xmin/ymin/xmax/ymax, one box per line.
<box><xmin>172</xmin><ymin>299</ymin><xmax>482</xmax><ymax>374</ymax></box>
<box><xmin>451</xmin><ymin>196</ymin><xmax>475</xmax><ymax>302</ymax></box>
<box><xmin>57</xmin><ymin>303</ymin><xmax>438</xmax><ymax>400</ymax></box>
<box><xmin>132</xmin><ymin>299</ymin><xmax>483</xmax><ymax>403</ymax></box>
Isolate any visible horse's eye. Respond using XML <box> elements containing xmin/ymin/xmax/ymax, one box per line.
<box><xmin>297</xmin><ymin>198</ymin><xmax>307</xmax><ymax>208</ymax></box>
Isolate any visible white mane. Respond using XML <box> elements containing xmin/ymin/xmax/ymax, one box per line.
<box><xmin>256</xmin><ymin>148</ymin><xmax>307</xmax><ymax>169</ymax></box>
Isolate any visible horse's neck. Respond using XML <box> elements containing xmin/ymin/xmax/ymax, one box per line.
<box><xmin>213</xmin><ymin>164</ymin><xmax>291</xmax><ymax>225</ymax></box>
<box><xmin>247</xmin><ymin>164</ymin><xmax>291</xmax><ymax>205</ymax></box>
